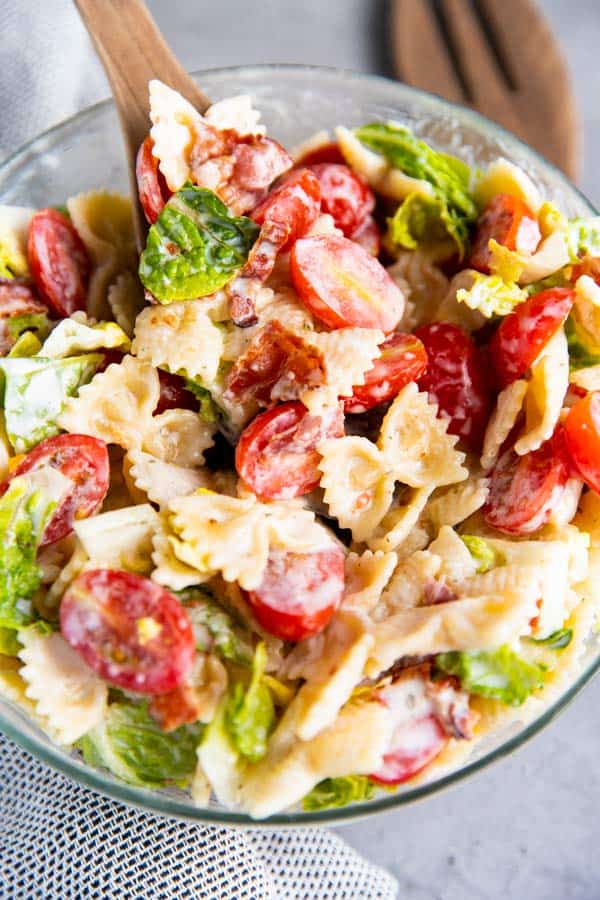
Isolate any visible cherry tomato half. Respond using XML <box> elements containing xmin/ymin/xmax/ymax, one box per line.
<box><xmin>251</xmin><ymin>168</ymin><xmax>321</xmax><ymax>250</ymax></box>
<box><xmin>0</xmin><ymin>433</ymin><xmax>109</xmax><ymax>545</ymax></box>
<box><xmin>136</xmin><ymin>136</ymin><xmax>171</xmax><ymax>225</ymax></box>
<box><xmin>0</xmin><ymin>279</ymin><xmax>48</xmax><ymax>356</ymax></box>
<box><xmin>469</xmin><ymin>193</ymin><xmax>541</xmax><ymax>274</ymax></box>
<box><xmin>291</xmin><ymin>234</ymin><xmax>404</xmax><ymax>332</ymax></box>
<box><xmin>343</xmin><ymin>333</ymin><xmax>428</xmax><ymax>414</ymax></box>
<box><xmin>244</xmin><ymin>545</ymin><xmax>345</xmax><ymax>642</ymax></box>
<box><xmin>61</xmin><ymin>569</ymin><xmax>196</xmax><ymax>694</ymax></box>
<box><xmin>482</xmin><ymin>429</ymin><xmax>570</xmax><ymax>535</ymax></box>
<box><xmin>489</xmin><ymin>287</ymin><xmax>574</xmax><ymax>387</ymax></box>
<box><xmin>571</xmin><ymin>255</ymin><xmax>600</xmax><ymax>285</ymax></box>
<box><xmin>416</xmin><ymin>322</ymin><xmax>493</xmax><ymax>451</ymax></box>
<box><xmin>349</xmin><ymin>215</ymin><xmax>380</xmax><ymax>257</ymax></box>
<box><xmin>295</xmin><ymin>141</ymin><xmax>346</xmax><ymax>167</ymax></box>
<box><xmin>27</xmin><ymin>209</ymin><xmax>90</xmax><ymax>317</ymax></box>
<box><xmin>307</xmin><ymin>163</ymin><xmax>374</xmax><ymax>237</ymax></box>
<box><xmin>235</xmin><ymin>401</ymin><xmax>344</xmax><ymax>500</ymax></box>
<box><xmin>564</xmin><ymin>391</ymin><xmax>600</xmax><ymax>494</ymax></box>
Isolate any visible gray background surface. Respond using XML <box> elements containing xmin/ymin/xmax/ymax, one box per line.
<box><xmin>4</xmin><ymin>2</ymin><xmax>599</xmax><ymax>897</ymax></box>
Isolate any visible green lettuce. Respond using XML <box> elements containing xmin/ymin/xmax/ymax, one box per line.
<box><xmin>527</xmin><ymin>628</ymin><xmax>573</xmax><ymax>651</ymax></box>
<box><xmin>180</xmin><ymin>587</ymin><xmax>254</xmax><ymax>667</ymax></box>
<box><xmin>0</xmin><ymin>626</ymin><xmax>20</xmax><ymax>656</ymax></box>
<box><xmin>225</xmin><ymin>642</ymin><xmax>275</xmax><ymax>762</ymax></box>
<box><xmin>139</xmin><ymin>184</ymin><xmax>259</xmax><ymax>303</ymax></box>
<box><xmin>302</xmin><ymin>776</ymin><xmax>375</xmax><ymax>811</ymax></box>
<box><xmin>388</xmin><ymin>193</ymin><xmax>453</xmax><ymax>251</ymax></box>
<box><xmin>566</xmin><ymin>216</ymin><xmax>600</xmax><ymax>261</ymax></box>
<box><xmin>8</xmin><ymin>331</ymin><xmax>42</xmax><ymax>358</ymax></box>
<box><xmin>6</xmin><ymin>313</ymin><xmax>51</xmax><ymax>344</ymax></box>
<box><xmin>456</xmin><ymin>274</ymin><xmax>527</xmax><ymax>318</ymax></box>
<box><xmin>565</xmin><ymin>316</ymin><xmax>600</xmax><ymax>371</ymax></box>
<box><xmin>355</xmin><ymin>122</ymin><xmax>477</xmax><ymax>256</ymax></box>
<box><xmin>0</xmin><ymin>353</ymin><xmax>102</xmax><ymax>453</ymax></box>
<box><xmin>435</xmin><ymin>645</ymin><xmax>545</xmax><ymax>706</ymax></box>
<box><xmin>526</xmin><ymin>268</ymin><xmax>571</xmax><ymax>296</ymax></box>
<box><xmin>40</xmin><ymin>318</ymin><xmax>130</xmax><ymax>359</ymax></box>
<box><xmin>184</xmin><ymin>379</ymin><xmax>220</xmax><ymax>425</ymax></box>
<box><xmin>79</xmin><ymin>702</ymin><xmax>203</xmax><ymax>788</ymax></box>
<box><xmin>460</xmin><ymin>535</ymin><xmax>503</xmax><ymax>574</ymax></box>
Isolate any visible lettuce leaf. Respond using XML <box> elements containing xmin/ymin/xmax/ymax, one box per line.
<box><xmin>565</xmin><ymin>316</ymin><xmax>600</xmax><ymax>371</ymax></box>
<box><xmin>302</xmin><ymin>775</ymin><xmax>374</xmax><ymax>811</ymax></box>
<box><xmin>0</xmin><ymin>353</ymin><xmax>102</xmax><ymax>453</ymax></box>
<box><xmin>460</xmin><ymin>535</ymin><xmax>504</xmax><ymax>573</ymax></box>
<box><xmin>40</xmin><ymin>318</ymin><xmax>130</xmax><ymax>359</ymax></box>
<box><xmin>456</xmin><ymin>274</ymin><xmax>527</xmax><ymax>318</ymax></box>
<box><xmin>79</xmin><ymin>701</ymin><xmax>203</xmax><ymax>788</ymax></box>
<box><xmin>184</xmin><ymin>379</ymin><xmax>220</xmax><ymax>425</ymax></box>
<box><xmin>225</xmin><ymin>641</ymin><xmax>275</xmax><ymax>762</ymax></box>
<box><xmin>526</xmin><ymin>268</ymin><xmax>571</xmax><ymax>296</ymax></box>
<box><xmin>355</xmin><ymin>123</ymin><xmax>477</xmax><ymax>257</ymax></box>
<box><xmin>181</xmin><ymin>587</ymin><xmax>254</xmax><ymax>667</ymax></box>
<box><xmin>0</xmin><ymin>626</ymin><xmax>20</xmax><ymax>656</ymax></box>
<box><xmin>6</xmin><ymin>313</ymin><xmax>51</xmax><ymax>344</ymax></box>
<box><xmin>527</xmin><ymin>628</ymin><xmax>573</xmax><ymax>650</ymax></box>
<box><xmin>566</xmin><ymin>216</ymin><xmax>600</xmax><ymax>261</ymax></box>
<box><xmin>388</xmin><ymin>193</ymin><xmax>453</xmax><ymax>251</ymax></box>
<box><xmin>8</xmin><ymin>331</ymin><xmax>43</xmax><ymax>358</ymax></box>
<box><xmin>139</xmin><ymin>184</ymin><xmax>259</xmax><ymax>303</ymax></box>
<box><xmin>435</xmin><ymin>646</ymin><xmax>545</xmax><ymax>706</ymax></box>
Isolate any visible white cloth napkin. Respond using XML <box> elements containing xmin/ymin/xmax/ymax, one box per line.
<box><xmin>0</xmin><ymin>2</ymin><xmax>398</xmax><ymax>897</ymax></box>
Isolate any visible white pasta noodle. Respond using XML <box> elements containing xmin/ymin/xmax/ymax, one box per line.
<box><xmin>300</xmin><ymin>328</ymin><xmax>384</xmax><ymax>414</ymax></box>
<box><xmin>149</xmin><ymin>79</ymin><xmax>205</xmax><ymax>192</ymax></box>
<box><xmin>46</xmin><ymin>542</ymin><xmax>89</xmax><ymax>609</ymax></box>
<box><xmin>474</xmin><ymin>158</ymin><xmax>542</xmax><ymax>213</ymax></box>
<box><xmin>142</xmin><ymin>409</ymin><xmax>215</xmax><ymax>468</ymax></box>
<box><xmin>428</xmin><ymin>526</ymin><xmax>478</xmax><ymax>584</ymax></box>
<box><xmin>374</xmin><ymin>549</ymin><xmax>442</xmax><ymax>620</ymax></box>
<box><xmin>433</xmin><ymin>270</ymin><xmax>487</xmax><ymax>332</ymax></box>
<box><xmin>570</xmin><ymin>365</ymin><xmax>600</xmax><ymax>392</ymax></box>
<box><xmin>515</xmin><ymin>327</ymin><xmax>569</xmax><ymax>456</ymax></box>
<box><xmin>203</xmin><ymin>95</ymin><xmax>265</xmax><ymax>137</ymax></box>
<box><xmin>18</xmin><ymin>630</ymin><xmax>107</xmax><ymax>745</ymax></box>
<box><xmin>125</xmin><ymin>449</ymin><xmax>213</xmax><ymax>508</ymax></box>
<box><xmin>335</xmin><ymin>126</ymin><xmax>433</xmax><ymax>202</ymax></box>
<box><xmin>151</xmin><ymin>526</ymin><xmax>210</xmax><ymax>591</ymax></box>
<box><xmin>387</xmin><ymin>251</ymin><xmax>449</xmax><ymax>330</ymax></box>
<box><xmin>481</xmin><ymin>380</ymin><xmax>528</xmax><ymax>470</ymax></box>
<box><xmin>367</xmin><ymin>486</ymin><xmax>433</xmax><ymax>553</ymax></box>
<box><xmin>291</xmin><ymin>129</ymin><xmax>331</xmax><ymax>162</ymax></box>
<box><xmin>426</xmin><ymin>478</ymin><xmax>489</xmax><ymax>531</ymax></box>
<box><xmin>343</xmin><ymin>550</ymin><xmax>398</xmax><ymax>613</ymax></box>
<box><xmin>107</xmin><ymin>271</ymin><xmax>146</xmax><ymax>337</ymax></box>
<box><xmin>0</xmin><ymin>411</ymin><xmax>12</xmax><ymax>482</ymax></box>
<box><xmin>74</xmin><ymin>504</ymin><xmax>160</xmax><ymax>575</ymax></box>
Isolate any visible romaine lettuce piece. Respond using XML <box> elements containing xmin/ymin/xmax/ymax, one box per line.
<box><xmin>139</xmin><ymin>184</ymin><xmax>259</xmax><ymax>303</ymax></box>
<box><xmin>40</xmin><ymin>317</ymin><xmax>130</xmax><ymax>359</ymax></box>
<box><xmin>184</xmin><ymin>379</ymin><xmax>220</xmax><ymax>425</ymax></box>
<box><xmin>565</xmin><ymin>316</ymin><xmax>600</xmax><ymax>371</ymax></box>
<box><xmin>0</xmin><ymin>206</ymin><xmax>33</xmax><ymax>279</ymax></box>
<box><xmin>0</xmin><ymin>626</ymin><xmax>20</xmax><ymax>656</ymax></box>
<box><xmin>302</xmin><ymin>775</ymin><xmax>374</xmax><ymax>811</ymax></box>
<box><xmin>388</xmin><ymin>193</ymin><xmax>453</xmax><ymax>252</ymax></box>
<box><xmin>456</xmin><ymin>274</ymin><xmax>527</xmax><ymax>318</ymax></box>
<box><xmin>225</xmin><ymin>641</ymin><xmax>275</xmax><ymax>762</ymax></box>
<box><xmin>79</xmin><ymin>701</ymin><xmax>203</xmax><ymax>788</ymax></box>
<box><xmin>6</xmin><ymin>312</ymin><xmax>51</xmax><ymax>344</ymax></box>
<box><xmin>8</xmin><ymin>331</ymin><xmax>42</xmax><ymax>358</ymax></box>
<box><xmin>355</xmin><ymin>123</ymin><xmax>477</xmax><ymax>257</ymax></box>
<box><xmin>181</xmin><ymin>587</ymin><xmax>254</xmax><ymax>667</ymax></box>
<box><xmin>527</xmin><ymin>628</ymin><xmax>573</xmax><ymax>650</ymax></box>
<box><xmin>0</xmin><ymin>353</ymin><xmax>102</xmax><ymax>453</ymax></box>
<box><xmin>566</xmin><ymin>216</ymin><xmax>600</xmax><ymax>261</ymax></box>
<box><xmin>435</xmin><ymin>645</ymin><xmax>545</xmax><ymax>706</ymax></box>
<box><xmin>460</xmin><ymin>535</ymin><xmax>504</xmax><ymax>573</ymax></box>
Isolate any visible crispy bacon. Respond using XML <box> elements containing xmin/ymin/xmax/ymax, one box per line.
<box><xmin>228</xmin><ymin>220</ymin><xmax>291</xmax><ymax>326</ymax></box>
<box><xmin>0</xmin><ymin>279</ymin><xmax>48</xmax><ymax>356</ymax></box>
<box><xmin>148</xmin><ymin>682</ymin><xmax>204</xmax><ymax>733</ymax></box>
<box><xmin>425</xmin><ymin>673</ymin><xmax>477</xmax><ymax>740</ymax></box>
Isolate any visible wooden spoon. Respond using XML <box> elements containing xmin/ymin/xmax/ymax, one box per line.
<box><xmin>390</xmin><ymin>0</ymin><xmax>579</xmax><ymax>180</ymax></box>
<box><xmin>74</xmin><ymin>0</ymin><xmax>211</xmax><ymax>247</ymax></box>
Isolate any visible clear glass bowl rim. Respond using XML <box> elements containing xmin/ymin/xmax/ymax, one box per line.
<box><xmin>0</xmin><ymin>63</ymin><xmax>598</xmax><ymax>828</ymax></box>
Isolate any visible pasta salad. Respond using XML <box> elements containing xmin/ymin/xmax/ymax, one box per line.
<box><xmin>1</xmin><ymin>80</ymin><xmax>600</xmax><ymax>819</ymax></box>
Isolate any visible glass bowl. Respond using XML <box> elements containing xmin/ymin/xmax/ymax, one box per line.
<box><xmin>0</xmin><ymin>65</ymin><xmax>597</xmax><ymax>827</ymax></box>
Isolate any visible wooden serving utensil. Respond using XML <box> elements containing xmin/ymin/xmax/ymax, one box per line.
<box><xmin>74</xmin><ymin>0</ymin><xmax>211</xmax><ymax>247</ymax></box>
<box><xmin>390</xmin><ymin>0</ymin><xmax>579</xmax><ymax>180</ymax></box>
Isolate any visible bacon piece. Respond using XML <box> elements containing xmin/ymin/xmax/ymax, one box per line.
<box><xmin>0</xmin><ymin>279</ymin><xmax>48</xmax><ymax>356</ymax></box>
<box><xmin>228</xmin><ymin>220</ymin><xmax>291</xmax><ymax>326</ymax></box>
<box><xmin>149</xmin><ymin>682</ymin><xmax>204</xmax><ymax>733</ymax></box>
<box><xmin>425</xmin><ymin>673</ymin><xmax>477</xmax><ymax>740</ymax></box>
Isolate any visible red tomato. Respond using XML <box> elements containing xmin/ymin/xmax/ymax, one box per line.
<box><xmin>0</xmin><ymin>279</ymin><xmax>48</xmax><ymax>356</ymax></box>
<box><xmin>343</xmin><ymin>333</ymin><xmax>428</xmax><ymax>414</ymax></box>
<box><xmin>291</xmin><ymin>235</ymin><xmax>404</xmax><ymax>332</ymax></box>
<box><xmin>251</xmin><ymin>168</ymin><xmax>321</xmax><ymax>250</ymax></box>
<box><xmin>136</xmin><ymin>136</ymin><xmax>171</xmax><ymax>225</ymax></box>
<box><xmin>349</xmin><ymin>215</ymin><xmax>380</xmax><ymax>257</ymax></box>
<box><xmin>564</xmin><ymin>392</ymin><xmax>600</xmax><ymax>494</ymax></box>
<box><xmin>1</xmin><ymin>433</ymin><xmax>109</xmax><ymax>545</ymax></box>
<box><xmin>295</xmin><ymin>141</ymin><xmax>346</xmax><ymax>167</ymax></box>
<box><xmin>307</xmin><ymin>163</ymin><xmax>374</xmax><ymax>236</ymax></box>
<box><xmin>61</xmin><ymin>569</ymin><xmax>196</xmax><ymax>693</ymax></box>
<box><xmin>155</xmin><ymin>369</ymin><xmax>199</xmax><ymax>415</ymax></box>
<box><xmin>244</xmin><ymin>545</ymin><xmax>345</xmax><ymax>641</ymax></box>
<box><xmin>27</xmin><ymin>209</ymin><xmax>90</xmax><ymax>317</ymax></box>
<box><xmin>489</xmin><ymin>287</ymin><xmax>574</xmax><ymax>387</ymax></box>
<box><xmin>235</xmin><ymin>401</ymin><xmax>344</xmax><ymax>500</ymax></box>
<box><xmin>571</xmin><ymin>256</ymin><xmax>600</xmax><ymax>284</ymax></box>
<box><xmin>416</xmin><ymin>322</ymin><xmax>493</xmax><ymax>450</ymax></box>
<box><xmin>483</xmin><ymin>429</ymin><xmax>570</xmax><ymax>534</ymax></box>
<box><xmin>469</xmin><ymin>193</ymin><xmax>541</xmax><ymax>274</ymax></box>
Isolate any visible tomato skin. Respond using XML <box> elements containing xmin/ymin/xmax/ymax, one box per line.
<box><xmin>61</xmin><ymin>569</ymin><xmax>196</xmax><ymax>694</ymax></box>
<box><xmin>483</xmin><ymin>429</ymin><xmax>570</xmax><ymax>534</ymax></box>
<box><xmin>571</xmin><ymin>255</ymin><xmax>600</xmax><ymax>284</ymax></box>
<box><xmin>235</xmin><ymin>401</ymin><xmax>344</xmax><ymax>500</ymax></box>
<box><xmin>295</xmin><ymin>141</ymin><xmax>346</xmax><ymax>167</ymax></box>
<box><xmin>251</xmin><ymin>168</ymin><xmax>321</xmax><ymax>250</ymax></box>
<box><xmin>564</xmin><ymin>392</ymin><xmax>600</xmax><ymax>494</ymax></box>
<box><xmin>27</xmin><ymin>209</ymin><xmax>90</xmax><ymax>317</ymax></box>
<box><xmin>343</xmin><ymin>333</ymin><xmax>428</xmax><ymax>414</ymax></box>
<box><xmin>416</xmin><ymin>322</ymin><xmax>493</xmax><ymax>450</ymax></box>
<box><xmin>0</xmin><ymin>433</ymin><xmax>109</xmax><ymax>545</ymax></box>
<box><xmin>349</xmin><ymin>215</ymin><xmax>380</xmax><ymax>257</ymax></box>
<box><xmin>469</xmin><ymin>193</ymin><xmax>541</xmax><ymax>274</ymax></box>
<box><xmin>155</xmin><ymin>369</ymin><xmax>199</xmax><ymax>415</ymax></box>
<box><xmin>0</xmin><ymin>279</ymin><xmax>48</xmax><ymax>356</ymax></box>
<box><xmin>307</xmin><ymin>163</ymin><xmax>375</xmax><ymax>237</ymax></box>
<box><xmin>136</xmin><ymin>136</ymin><xmax>171</xmax><ymax>225</ymax></box>
<box><xmin>370</xmin><ymin>714</ymin><xmax>447</xmax><ymax>785</ymax></box>
<box><xmin>290</xmin><ymin>234</ymin><xmax>404</xmax><ymax>332</ymax></box>
<box><xmin>244</xmin><ymin>546</ymin><xmax>345</xmax><ymax>642</ymax></box>
<box><xmin>489</xmin><ymin>288</ymin><xmax>574</xmax><ymax>387</ymax></box>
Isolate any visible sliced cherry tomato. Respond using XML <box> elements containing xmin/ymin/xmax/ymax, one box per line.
<box><xmin>295</xmin><ymin>141</ymin><xmax>346</xmax><ymax>167</ymax></box>
<box><xmin>483</xmin><ymin>429</ymin><xmax>570</xmax><ymax>534</ymax></box>
<box><xmin>307</xmin><ymin>163</ymin><xmax>374</xmax><ymax>237</ymax></box>
<box><xmin>251</xmin><ymin>168</ymin><xmax>321</xmax><ymax>250</ymax></box>
<box><xmin>343</xmin><ymin>333</ymin><xmax>428</xmax><ymax>414</ymax></box>
<box><xmin>61</xmin><ymin>569</ymin><xmax>195</xmax><ymax>693</ymax></box>
<box><xmin>291</xmin><ymin>234</ymin><xmax>404</xmax><ymax>332</ymax></box>
<box><xmin>564</xmin><ymin>391</ymin><xmax>600</xmax><ymax>494</ymax></box>
<box><xmin>416</xmin><ymin>322</ymin><xmax>493</xmax><ymax>450</ymax></box>
<box><xmin>235</xmin><ymin>401</ymin><xmax>344</xmax><ymax>500</ymax></box>
<box><xmin>469</xmin><ymin>193</ymin><xmax>541</xmax><ymax>274</ymax></box>
<box><xmin>155</xmin><ymin>369</ymin><xmax>199</xmax><ymax>415</ymax></box>
<box><xmin>0</xmin><ymin>433</ymin><xmax>109</xmax><ymax>545</ymax></box>
<box><xmin>349</xmin><ymin>214</ymin><xmax>380</xmax><ymax>257</ymax></box>
<box><xmin>27</xmin><ymin>209</ymin><xmax>90</xmax><ymax>317</ymax></box>
<box><xmin>0</xmin><ymin>279</ymin><xmax>48</xmax><ymax>356</ymax></box>
<box><xmin>136</xmin><ymin>135</ymin><xmax>171</xmax><ymax>225</ymax></box>
<box><xmin>489</xmin><ymin>287</ymin><xmax>574</xmax><ymax>387</ymax></box>
<box><xmin>244</xmin><ymin>545</ymin><xmax>345</xmax><ymax>642</ymax></box>
<box><xmin>570</xmin><ymin>255</ymin><xmax>600</xmax><ymax>285</ymax></box>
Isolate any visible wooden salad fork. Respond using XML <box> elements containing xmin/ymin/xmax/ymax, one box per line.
<box><xmin>74</xmin><ymin>0</ymin><xmax>211</xmax><ymax>247</ymax></box>
<box><xmin>390</xmin><ymin>0</ymin><xmax>579</xmax><ymax>179</ymax></box>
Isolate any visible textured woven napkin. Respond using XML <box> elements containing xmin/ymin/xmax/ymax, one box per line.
<box><xmin>0</xmin><ymin>2</ymin><xmax>398</xmax><ymax>897</ymax></box>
